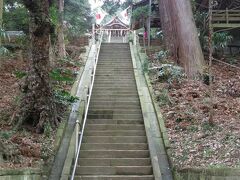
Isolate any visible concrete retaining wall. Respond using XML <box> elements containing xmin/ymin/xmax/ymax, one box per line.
<box><xmin>174</xmin><ymin>168</ymin><xmax>240</xmax><ymax>180</ymax></box>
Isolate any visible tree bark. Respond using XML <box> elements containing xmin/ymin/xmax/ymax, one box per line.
<box><xmin>58</xmin><ymin>0</ymin><xmax>66</xmax><ymax>58</ymax></box>
<box><xmin>17</xmin><ymin>0</ymin><xmax>58</xmax><ymax>133</ymax></box>
<box><xmin>159</xmin><ymin>0</ymin><xmax>205</xmax><ymax>78</ymax></box>
<box><xmin>158</xmin><ymin>0</ymin><xmax>178</xmax><ymax>61</ymax></box>
<box><xmin>0</xmin><ymin>0</ymin><xmax>3</xmax><ymax>46</ymax></box>
<box><xmin>208</xmin><ymin>0</ymin><xmax>214</xmax><ymax>125</ymax></box>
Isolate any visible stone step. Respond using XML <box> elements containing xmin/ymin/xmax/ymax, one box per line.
<box><xmin>89</xmin><ymin>101</ymin><xmax>140</xmax><ymax>107</ymax></box>
<box><xmin>94</xmin><ymin>78</ymin><xmax>135</xmax><ymax>81</ymax></box>
<box><xmin>91</xmin><ymin>94</ymin><xmax>139</xmax><ymax>98</ymax></box>
<box><xmin>97</xmin><ymin>63</ymin><xmax>132</xmax><ymax>65</ymax></box>
<box><xmin>100</xmin><ymin>53</ymin><xmax>131</xmax><ymax>55</ymax></box>
<box><xmin>95</xmin><ymin>75</ymin><xmax>135</xmax><ymax>78</ymax></box>
<box><xmin>99</xmin><ymin>55</ymin><xmax>131</xmax><ymax>57</ymax></box>
<box><xmin>89</xmin><ymin>105</ymin><xmax>141</xmax><ymax>110</ymax></box>
<box><xmin>85</xmin><ymin>124</ymin><xmax>145</xmax><ymax>131</ymax></box>
<box><xmin>94</xmin><ymin>80</ymin><xmax>136</xmax><ymax>84</ymax></box>
<box><xmin>82</xmin><ymin>136</ymin><xmax>147</xmax><ymax>144</ymax></box>
<box><xmin>87</xmin><ymin>119</ymin><xmax>144</xmax><ymax>125</ymax></box>
<box><xmin>96</xmin><ymin>69</ymin><xmax>133</xmax><ymax>71</ymax></box>
<box><xmin>99</xmin><ymin>54</ymin><xmax>131</xmax><ymax>56</ymax></box>
<box><xmin>87</xmin><ymin>114</ymin><xmax>143</xmax><ymax>120</ymax></box>
<box><xmin>76</xmin><ymin>166</ymin><xmax>152</xmax><ymax>175</ymax></box>
<box><xmin>78</xmin><ymin>158</ymin><xmax>151</xmax><ymax>166</ymax></box>
<box><xmin>91</xmin><ymin>96</ymin><xmax>139</xmax><ymax>100</ymax></box>
<box><xmin>98</xmin><ymin>59</ymin><xmax>131</xmax><ymax>61</ymax></box>
<box><xmin>93</xmin><ymin>85</ymin><xmax>136</xmax><ymax>88</ymax></box>
<box><xmin>70</xmin><ymin>44</ymin><xmax>155</xmax><ymax>179</ymax></box>
<box><xmin>84</xmin><ymin>130</ymin><xmax>146</xmax><ymax>136</ymax></box>
<box><xmin>79</xmin><ymin>150</ymin><xmax>150</xmax><ymax>158</ymax></box>
<box><xmin>97</xmin><ymin>64</ymin><xmax>133</xmax><ymax>66</ymax></box>
<box><xmin>95</xmin><ymin>76</ymin><xmax>133</xmax><ymax>79</ymax></box>
<box><xmin>96</xmin><ymin>67</ymin><xmax>133</xmax><ymax>70</ymax></box>
<box><xmin>81</xmin><ymin>143</ymin><xmax>148</xmax><ymax>150</ymax></box>
<box><xmin>96</xmin><ymin>71</ymin><xmax>133</xmax><ymax>74</ymax></box>
<box><xmin>89</xmin><ymin>109</ymin><xmax>141</xmax><ymax>114</ymax></box>
<box><xmin>92</xmin><ymin>87</ymin><xmax>137</xmax><ymax>91</ymax></box>
<box><xmin>89</xmin><ymin>93</ymin><xmax>139</xmax><ymax>101</ymax></box>
<box><xmin>98</xmin><ymin>60</ymin><xmax>131</xmax><ymax>62</ymax></box>
<box><xmin>93</xmin><ymin>86</ymin><xmax>137</xmax><ymax>90</ymax></box>
<box><xmin>74</xmin><ymin>175</ymin><xmax>154</xmax><ymax>180</ymax></box>
<box><xmin>93</xmin><ymin>84</ymin><xmax>136</xmax><ymax>88</ymax></box>
<box><xmin>92</xmin><ymin>90</ymin><xmax>137</xmax><ymax>94</ymax></box>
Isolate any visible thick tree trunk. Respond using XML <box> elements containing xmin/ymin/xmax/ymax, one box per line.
<box><xmin>58</xmin><ymin>0</ymin><xmax>66</xmax><ymax>58</ymax></box>
<box><xmin>158</xmin><ymin>0</ymin><xmax>178</xmax><ymax>61</ymax></box>
<box><xmin>171</xmin><ymin>0</ymin><xmax>204</xmax><ymax>77</ymax></box>
<box><xmin>159</xmin><ymin>0</ymin><xmax>204</xmax><ymax>78</ymax></box>
<box><xmin>17</xmin><ymin>0</ymin><xmax>58</xmax><ymax>133</ymax></box>
<box><xmin>0</xmin><ymin>0</ymin><xmax>3</xmax><ymax>47</ymax></box>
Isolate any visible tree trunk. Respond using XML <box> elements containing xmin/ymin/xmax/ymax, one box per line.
<box><xmin>0</xmin><ymin>0</ymin><xmax>3</xmax><ymax>47</ymax></box>
<box><xmin>159</xmin><ymin>0</ymin><xmax>205</xmax><ymax>78</ymax></box>
<box><xmin>58</xmin><ymin>0</ymin><xmax>66</xmax><ymax>58</ymax></box>
<box><xmin>208</xmin><ymin>0</ymin><xmax>214</xmax><ymax>125</ymax></box>
<box><xmin>158</xmin><ymin>0</ymin><xmax>178</xmax><ymax>61</ymax></box>
<box><xmin>16</xmin><ymin>0</ymin><xmax>58</xmax><ymax>133</ymax></box>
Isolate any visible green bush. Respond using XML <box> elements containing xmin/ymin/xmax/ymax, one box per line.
<box><xmin>14</xmin><ymin>70</ymin><xmax>27</xmax><ymax>79</ymax></box>
<box><xmin>132</xmin><ymin>5</ymin><xmax>149</xmax><ymax>20</ymax></box>
<box><xmin>0</xmin><ymin>46</ymin><xmax>10</xmax><ymax>56</ymax></box>
<box><xmin>158</xmin><ymin>64</ymin><xmax>185</xmax><ymax>84</ymax></box>
<box><xmin>213</xmin><ymin>32</ymin><xmax>233</xmax><ymax>50</ymax></box>
<box><xmin>154</xmin><ymin>50</ymin><xmax>169</xmax><ymax>61</ymax></box>
<box><xmin>54</xmin><ymin>90</ymin><xmax>79</xmax><ymax>105</ymax></box>
<box><xmin>50</xmin><ymin>68</ymin><xmax>75</xmax><ymax>82</ymax></box>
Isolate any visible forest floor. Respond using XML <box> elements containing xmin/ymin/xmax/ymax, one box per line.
<box><xmin>0</xmin><ymin>50</ymin><xmax>82</xmax><ymax>169</ymax></box>
<box><xmin>148</xmin><ymin>52</ymin><xmax>240</xmax><ymax>169</ymax></box>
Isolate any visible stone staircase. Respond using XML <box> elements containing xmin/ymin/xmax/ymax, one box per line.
<box><xmin>74</xmin><ymin>43</ymin><xmax>154</xmax><ymax>180</ymax></box>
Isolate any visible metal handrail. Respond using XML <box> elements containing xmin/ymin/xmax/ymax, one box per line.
<box><xmin>70</xmin><ymin>30</ymin><xmax>104</xmax><ymax>180</ymax></box>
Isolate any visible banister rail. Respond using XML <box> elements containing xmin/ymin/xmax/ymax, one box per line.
<box><xmin>70</xmin><ymin>30</ymin><xmax>104</xmax><ymax>180</ymax></box>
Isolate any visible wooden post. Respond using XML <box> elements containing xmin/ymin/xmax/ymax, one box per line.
<box><xmin>226</xmin><ymin>8</ymin><xmax>229</xmax><ymax>24</ymax></box>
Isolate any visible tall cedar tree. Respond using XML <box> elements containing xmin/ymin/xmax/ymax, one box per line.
<box><xmin>158</xmin><ymin>0</ymin><xmax>204</xmax><ymax>78</ymax></box>
<box><xmin>16</xmin><ymin>0</ymin><xmax>58</xmax><ymax>133</ymax></box>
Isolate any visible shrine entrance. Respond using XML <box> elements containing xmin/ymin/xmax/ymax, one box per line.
<box><xmin>101</xmin><ymin>16</ymin><xmax>130</xmax><ymax>43</ymax></box>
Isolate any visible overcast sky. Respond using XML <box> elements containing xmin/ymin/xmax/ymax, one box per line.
<box><xmin>89</xmin><ymin>0</ymin><xmax>127</xmax><ymax>10</ymax></box>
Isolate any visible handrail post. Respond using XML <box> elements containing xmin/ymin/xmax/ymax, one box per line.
<box><xmin>92</xmin><ymin>24</ymin><xmax>95</xmax><ymax>45</ymax></box>
<box><xmin>75</xmin><ymin>119</ymin><xmax>80</xmax><ymax>158</ymax></box>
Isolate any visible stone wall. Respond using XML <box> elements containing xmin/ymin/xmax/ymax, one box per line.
<box><xmin>175</xmin><ymin>168</ymin><xmax>240</xmax><ymax>180</ymax></box>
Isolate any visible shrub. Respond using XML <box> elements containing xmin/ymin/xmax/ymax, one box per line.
<box><xmin>158</xmin><ymin>64</ymin><xmax>185</xmax><ymax>84</ymax></box>
<box><xmin>54</xmin><ymin>90</ymin><xmax>79</xmax><ymax>105</ymax></box>
<box><xmin>154</xmin><ymin>50</ymin><xmax>169</xmax><ymax>61</ymax></box>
